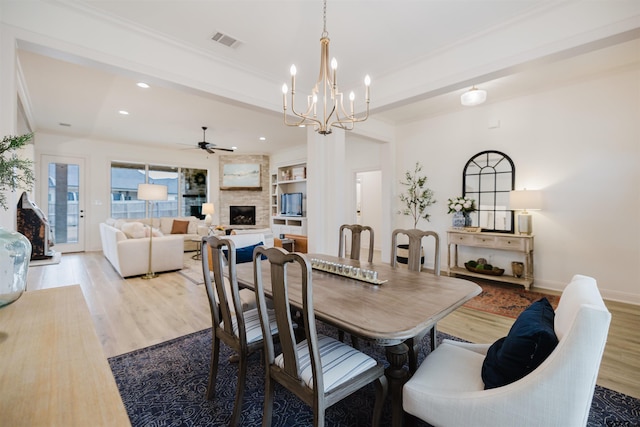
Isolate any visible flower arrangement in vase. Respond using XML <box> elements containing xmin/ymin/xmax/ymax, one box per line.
<box><xmin>447</xmin><ymin>196</ymin><xmax>476</xmax><ymax>228</ymax></box>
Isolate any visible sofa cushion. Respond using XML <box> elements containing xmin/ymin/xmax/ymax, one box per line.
<box><xmin>120</xmin><ymin>221</ymin><xmax>146</xmax><ymax>239</ymax></box>
<box><xmin>481</xmin><ymin>297</ymin><xmax>558</xmax><ymax>389</ymax></box>
<box><xmin>171</xmin><ymin>219</ymin><xmax>190</xmax><ymax>234</ymax></box>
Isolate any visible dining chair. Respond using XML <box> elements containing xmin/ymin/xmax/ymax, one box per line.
<box><xmin>252</xmin><ymin>246</ymin><xmax>388</xmax><ymax>427</ymax></box>
<box><xmin>201</xmin><ymin>235</ymin><xmax>279</xmax><ymax>426</ymax></box>
<box><xmin>390</xmin><ymin>228</ymin><xmax>441</xmax><ymax>373</ymax></box>
<box><xmin>338</xmin><ymin>224</ymin><xmax>375</xmax><ymax>262</ymax></box>
<box><xmin>337</xmin><ymin>224</ymin><xmax>374</xmax><ymax>345</ymax></box>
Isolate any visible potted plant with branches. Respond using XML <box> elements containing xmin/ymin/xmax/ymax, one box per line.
<box><xmin>398</xmin><ymin>161</ymin><xmax>436</xmax><ymax>228</ymax></box>
<box><xmin>0</xmin><ymin>133</ymin><xmax>35</xmax><ymax>308</ymax></box>
<box><xmin>396</xmin><ymin>161</ymin><xmax>436</xmax><ymax>264</ymax></box>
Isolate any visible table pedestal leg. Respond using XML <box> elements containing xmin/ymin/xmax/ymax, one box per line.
<box><xmin>386</xmin><ymin>342</ymin><xmax>409</xmax><ymax>427</ymax></box>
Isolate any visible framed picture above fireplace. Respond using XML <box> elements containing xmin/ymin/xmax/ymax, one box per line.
<box><xmin>221</xmin><ymin>163</ymin><xmax>261</xmax><ymax>190</ymax></box>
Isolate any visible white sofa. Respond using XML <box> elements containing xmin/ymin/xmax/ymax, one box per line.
<box><xmin>100</xmin><ymin>222</ymin><xmax>184</xmax><ymax>278</ymax></box>
<box><xmin>106</xmin><ymin>217</ymin><xmax>208</xmax><ymax>251</ymax></box>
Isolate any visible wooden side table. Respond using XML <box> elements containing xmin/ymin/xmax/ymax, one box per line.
<box><xmin>447</xmin><ymin>229</ymin><xmax>534</xmax><ymax>289</ymax></box>
<box><xmin>280</xmin><ymin>238</ymin><xmax>295</xmax><ymax>252</ymax></box>
<box><xmin>0</xmin><ymin>286</ymin><xmax>131</xmax><ymax>425</ymax></box>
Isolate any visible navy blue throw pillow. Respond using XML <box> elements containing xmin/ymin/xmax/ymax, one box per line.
<box><xmin>481</xmin><ymin>297</ymin><xmax>558</xmax><ymax>389</ymax></box>
<box><xmin>223</xmin><ymin>242</ymin><xmax>265</xmax><ymax>264</ymax></box>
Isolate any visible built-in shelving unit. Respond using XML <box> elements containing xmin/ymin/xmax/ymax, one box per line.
<box><xmin>271</xmin><ymin>162</ymin><xmax>307</xmax><ymax>236</ymax></box>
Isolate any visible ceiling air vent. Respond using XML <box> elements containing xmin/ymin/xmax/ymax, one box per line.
<box><xmin>211</xmin><ymin>32</ymin><xmax>240</xmax><ymax>48</ymax></box>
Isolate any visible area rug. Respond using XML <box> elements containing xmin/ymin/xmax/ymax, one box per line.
<box><xmin>177</xmin><ymin>254</ymin><xmax>204</xmax><ymax>285</ymax></box>
<box><xmin>462</xmin><ymin>279</ymin><xmax>561</xmax><ymax>318</ymax></box>
<box><xmin>109</xmin><ymin>326</ymin><xmax>639</xmax><ymax>427</ymax></box>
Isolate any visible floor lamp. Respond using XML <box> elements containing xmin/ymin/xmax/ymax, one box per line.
<box><xmin>138</xmin><ymin>183</ymin><xmax>168</xmax><ymax>279</ymax></box>
<box><xmin>509</xmin><ymin>189</ymin><xmax>542</xmax><ymax>235</ymax></box>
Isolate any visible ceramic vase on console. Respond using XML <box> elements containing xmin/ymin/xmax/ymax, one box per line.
<box><xmin>452</xmin><ymin>211</ymin><xmax>473</xmax><ymax>228</ymax></box>
<box><xmin>0</xmin><ymin>227</ymin><xmax>32</xmax><ymax>308</ymax></box>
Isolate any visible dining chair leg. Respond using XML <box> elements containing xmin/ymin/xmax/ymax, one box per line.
<box><xmin>430</xmin><ymin>324</ymin><xmax>437</xmax><ymax>352</ymax></box>
<box><xmin>407</xmin><ymin>337</ymin><xmax>418</xmax><ymax>374</ymax></box>
<box><xmin>206</xmin><ymin>336</ymin><xmax>221</xmax><ymax>400</ymax></box>
<box><xmin>262</xmin><ymin>376</ymin><xmax>274</xmax><ymax>427</ymax></box>
<box><xmin>230</xmin><ymin>354</ymin><xmax>247</xmax><ymax>426</ymax></box>
<box><xmin>372</xmin><ymin>376</ymin><xmax>388</xmax><ymax>427</ymax></box>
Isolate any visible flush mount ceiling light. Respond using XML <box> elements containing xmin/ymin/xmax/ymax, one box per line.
<box><xmin>461</xmin><ymin>86</ymin><xmax>487</xmax><ymax>106</ymax></box>
<box><xmin>282</xmin><ymin>0</ymin><xmax>371</xmax><ymax>135</ymax></box>
<box><xmin>137</xmin><ymin>82</ymin><xmax>150</xmax><ymax>88</ymax></box>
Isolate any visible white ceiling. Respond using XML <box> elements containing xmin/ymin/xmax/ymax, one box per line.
<box><xmin>14</xmin><ymin>0</ymin><xmax>640</xmax><ymax>154</ymax></box>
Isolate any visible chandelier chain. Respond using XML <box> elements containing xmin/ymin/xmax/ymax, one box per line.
<box><xmin>322</xmin><ymin>0</ymin><xmax>328</xmax><ymax>38</ymax></box>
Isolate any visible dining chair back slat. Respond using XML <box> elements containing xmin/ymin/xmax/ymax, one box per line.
<box><xmin>339</xmin><ymin>224</ymin><xmax>374</xmax><ymax>262</ymax></box>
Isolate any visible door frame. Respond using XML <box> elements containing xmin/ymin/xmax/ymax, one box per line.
<box><xmin>40</xmin><ymin>154</ymin><xmax>86</xmax><ymax>253</ymax></box>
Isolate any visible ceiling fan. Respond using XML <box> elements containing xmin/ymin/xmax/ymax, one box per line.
<box><xmin>194</xmin><ymin>126</ymin><xmax>235</xmax><ymax>154</ymax></box>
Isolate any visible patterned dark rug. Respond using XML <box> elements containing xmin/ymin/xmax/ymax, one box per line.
<box><xmin>463</xmin><ymin>279</ymin><xmax>561</xmax><ymax>318</ymax></box>
<box><xmin>109</xmin><ymin>326</ymin><xmax>639</xmax><ymax>426</ymax></box>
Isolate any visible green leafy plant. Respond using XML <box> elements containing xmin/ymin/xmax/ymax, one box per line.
<box><xmin>398</xmin><ymin>161</ymin><xmax>436</xmax><ymax>228</ymax></box>
<box><xmin>0</xmin><ymin>133</ymin><xmax>35</xmax><ymax>210</ymax></box>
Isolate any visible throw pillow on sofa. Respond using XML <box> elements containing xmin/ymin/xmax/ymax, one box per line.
<box><xmin>120</xmin><ymin>221</ymin><xmax>146</xmax><ymax>239</ymax></box>
<box><xmin>481</xmin><ymin>297</ymin><xmax>558</xmax><ymax>389</ymax></box>
<box><xmin>171</xmin><ymin>219</ymin><xmax>190</xmax><ymax>234</ymax></box>
<box><xmin>223</xmin><ymin>242</ymin><xmax>266</xmax><ymax>264</ymax></box>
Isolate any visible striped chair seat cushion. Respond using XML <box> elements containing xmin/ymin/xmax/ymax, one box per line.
<box><xmin>223</xmin><ymin>308</ymin><xmax>278</xmax><ymax>344</ymax></box>
<box><xmin>275</xmin><ymin>334</ymin><xmax>377</xmax><ymax>393</ymax></box>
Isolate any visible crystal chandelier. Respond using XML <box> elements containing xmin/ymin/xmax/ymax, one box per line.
<box><xmin>282</xmin><ymin>0</ymin><xmax>371</xmax><ymax>135</ymax></box>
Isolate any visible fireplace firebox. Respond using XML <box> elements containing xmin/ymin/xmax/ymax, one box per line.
<box><xmin>229</xmin><ymin>206</ymin><xmax>256</xmax><ymax>226</ymax></box>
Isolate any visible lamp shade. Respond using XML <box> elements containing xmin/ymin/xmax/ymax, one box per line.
<box><xmin>460</xmin><ymin>87</ymin><xmax>487</xmax><ymax>106</ymax></box>
<box><xmin>137</xmin><ymin>183</ymin><xmax>168</xmax><ymax>201</ymax></box>
<box><xmin>509</xmin><ymin>190</ymin><xmax>542</xmax><ymax>211</ymax></box>
<box><xmin>201</xmin><ymin>203</ymin><xmax>215</xmax><ymax>215</ymax></box>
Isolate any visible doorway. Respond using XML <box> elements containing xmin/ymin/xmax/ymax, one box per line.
<box><xmin>355</xmin><ymin>170</ymin><xmax>382</xmax><ymax>252</ymax></box>
<box><xmin>40</xmin><ymin>155</ymin><xmax>85</xmax><ymax>253</ymax></box>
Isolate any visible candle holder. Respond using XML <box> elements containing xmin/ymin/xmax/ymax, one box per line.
<box><xmin>309</xmin><ymin>258</ymin><xmax>387</xmax><ymax>285</ymax></box>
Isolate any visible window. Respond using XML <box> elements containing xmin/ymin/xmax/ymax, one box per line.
<box><xmin>110</xmin><ymin>163</ymin><xmax>206</xmax><ymax>219</ymax></box>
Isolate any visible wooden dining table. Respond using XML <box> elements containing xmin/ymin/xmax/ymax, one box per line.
<box><xmin>234</xmin><ymin>253</ymin><xmax>481</xmax><ymax>426</ymax></box>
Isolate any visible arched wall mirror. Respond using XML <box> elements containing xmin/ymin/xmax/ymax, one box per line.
<box><xmin>463</xmin><ymin>150</ymin><xmax>515</xmax><ymax>233</ymax></box>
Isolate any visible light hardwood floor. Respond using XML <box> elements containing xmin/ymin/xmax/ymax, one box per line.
<box><xmin>26</xmin><ymin>251</ymin><xmax>640</xmax><ymax>399</ymax></box>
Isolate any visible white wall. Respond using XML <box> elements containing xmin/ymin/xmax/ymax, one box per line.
<box><xmin>34</xmin><ymin>132</ymin><xmax>222</xmax><ymax>252</ymax></box>
<box><xmin>395</xmin><ymin>67</ymin><xmax>640</xmax><ymax>304</ymax></box>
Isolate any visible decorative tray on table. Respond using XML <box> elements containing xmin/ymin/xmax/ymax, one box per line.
<box><xmin>309</xmin><ymin>258</ymin><xmax>387</xmax><ymax>285</ymax></box>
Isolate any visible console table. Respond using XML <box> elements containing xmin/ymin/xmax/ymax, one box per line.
<box><xmin>0</xmin><ymin>285</ymin><xmax>131</xmax><ymax>426</ymax></box>
<box><xmin>447</xmin><ymin>230</ymin><xmax>534</xmax><ymax>290</ymax></box>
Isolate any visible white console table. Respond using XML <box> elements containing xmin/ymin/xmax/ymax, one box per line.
<box><xmin>447</xmin><ymin>230</ymin><xmax>534</xmax><ymax>290</ymax></box>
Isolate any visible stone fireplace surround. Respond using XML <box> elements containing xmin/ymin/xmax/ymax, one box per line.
<box><xmin>218</xmin><ymin>155</ymin><xmax>270</xmax><ymax>228</ymax></box>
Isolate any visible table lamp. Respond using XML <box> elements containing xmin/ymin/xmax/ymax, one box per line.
<box><xmin>509</xmin><ymin>189</ymin><xmax>542</xmax><ymax>235</ymax></box>
<box><xmin>138</xmin><ymin>183</ymin><xmax>168</xmax><ymax>279</ymax></box>
<box><xmin>202</xmin><ymin>203</ymin><xmax>215</xmax><ymax>227</ymax></box>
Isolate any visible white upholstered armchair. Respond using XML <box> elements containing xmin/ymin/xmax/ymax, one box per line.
<box><xmin>403</xmin><ymin>274</ymin><xmax>611</xmax><ymax>427</ymax></box>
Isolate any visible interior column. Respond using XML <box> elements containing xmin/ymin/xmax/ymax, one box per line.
<box><xmin>306</xmin><ymin>127</ymin><xmax>347</xmax><ymax>255</ymax></box>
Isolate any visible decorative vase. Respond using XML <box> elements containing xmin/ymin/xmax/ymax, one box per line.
<box><xmin>395</xmin><ymin>244</ymin><xmax>425</xmax><ymax>265</ymax></box>
<box><xmin>453</xmin><ymin>211</ymin><xmax>473</xmax><ymax>228</ymax></box>
<box><xmin>0</xmin><ymin>227</ymin><xmax>32</xmax><ymax>308</ymax></box>
<box><xmin>463</xmin><ymin>212</ymin><xmax>472</xmax><ymax>227</ymax></box>
<box><xmin>511</xmin><ymin>261</ymin><xmax>524</xmax><ymax>278</ymax></box>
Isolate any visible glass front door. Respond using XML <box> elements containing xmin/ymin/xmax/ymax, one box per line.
<box><xmin>41</xmin><ymin>155</ymin><xmax>85</xmax><ymax>253</ymax></box>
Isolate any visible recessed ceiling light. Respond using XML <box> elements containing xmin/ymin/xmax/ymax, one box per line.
<box><xmin>118</xmin><ymin>110</ymin><xmax>129</xmax><ymax>115</ymax></box>
<box><xmin>259</xmin><ymin>136</ymin><xmax>266</xmax><ymax>141</ymax></box>
<box><xmin>137</xmin><ymin>82</ymin><xmax>150</xmax><ymax>88</ymax></box>
<box><xmin>231</xmin><ymin>146</ymin><xmax>238</xmax><ymax>150</ymax></box>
